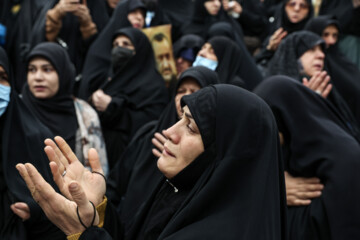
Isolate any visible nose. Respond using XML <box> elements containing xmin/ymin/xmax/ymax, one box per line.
<box><xmin>34</xmin><ymin>70</ymin><xmax>43</xmax><ymax>81</ymax></box>
<box><xmin>328</xmin><ymin>36</ymin><xmax>336</xmax><ymax>46</ymax></box>
<box><xmin>316</xmin><ymin>48</ymin><xmax>325</xmax><ymax>59</ymax></box>
<box><xmin>163</xmin><ymin>121</ymin><xmax>181</xmax><ymax>144</ymax></box>
<box><xmin>198</xmin><ymin>48</ymin><xmax>206</xmax><ymax>58</ymax></box>
<box><xmin>293</xmin><ymin>4</ymin><xmax>300</xmax><ymax>11</ymax></box>
<box><xmin>214</xmin><ymin>0</ymin><xmax>221</xmax><ymax>7</ymax></box>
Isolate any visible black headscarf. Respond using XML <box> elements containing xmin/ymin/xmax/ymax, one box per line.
<box><xmin>173</xmin><ymin>34</ymin><xmax>204</xmax><ymax>60</ymax></box>
<box><xmin>319</xmin><ymin>0</ymin><xmax>359</xmax><ymax>36</ymax></box>
<box><xmin>105</xmin><ymin>66</ymin><xmax>220</xmax><ymax>226</ymax></box>
<box><xmin>79</xmin><ymin>0</ymin><xmax>169</xmax><ymax>100</ymax></box>
<box><xmin>305</xmin><ymin>15</ymin><xmax>360</xmax><ymax>126</ymax></box>
<box><xmin>270</xmin><ymin>0</ymin><xmax>314</xmax><ymax>35</ymax></box>
<box><xmin>0</xmin><ymin>46</ymin><xmax>65</xmax><ymax>239</ymax></box>
<box><xmin>208</xmin><ymin>36</ymin><xmax>263</xmax><ymax>90</ymax></box>
<box><xmin>254</xmin><ymin>76</ymin><xmax>360</xmax><ymax>239</ymax></box>
<box><xmin>154</xmin><ymin>84</ymin><xmax>287</xmax><ymax>239</ymax></box>
<box><xmin>181</xmin><ymin>0</ymin><xmax>244</xmax><ymax>40</ymax></box>
<box><xmin>21</xmin><ymin>42</ymin><xmax>78</xmax><ymax>151</ymax></box>
<box><xmin>268</xmin><ymin>31</ymin><xmax>360</xmax><ymax>135</ymax></box>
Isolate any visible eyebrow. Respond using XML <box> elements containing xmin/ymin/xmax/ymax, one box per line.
<box><xmin>185</xmin><ymin>112</ymin><xmax>193</xmax><ymax>120</ymax></box>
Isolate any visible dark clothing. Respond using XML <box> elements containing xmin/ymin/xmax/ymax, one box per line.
<box><xmin>254</xmin><ymin>76</ymin><xmax>360</xmax><ymax>239</ymax></box>
<box><xmin>106</xmin><ymin>66</ymin><xmax>219</xmax><ymax>230</ymax></box>
<box><xmin>0</xmin><ymin>47</ymin><xmax>65</xmax><ymax>240</ymax></box>
<box><xmin>97</xmin><ymin>28</ymin><xmax>168</xmax><ymax>169</ymax></box>
<box><xmin>208</xmin><ymin>36</ymin><xmax>263</xmax><ymax>90</ymax></box>
<box><xmin>79</xmin><ymin>84</ymin><xmax>287</xmax><ymax>240</ymax></box>
<box><xmin>21</xmin><ymin>42</ymin><xmax>78</xmax><ymax>151</ymax></box>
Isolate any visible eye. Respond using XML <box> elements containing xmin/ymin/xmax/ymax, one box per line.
<box><xmin>28</xmin><ymin>66</ymin><xmax>36</xmax><ymax>73</ymax></box>
<box><xmin>187</xmin><ymin>123</ymin><xmax>196</xmax><ymax>134</ymax></box>
<box><xmin>43</xmin><ymin>66</ymin><xmax>54</xmax><ymax>73</ymax></box>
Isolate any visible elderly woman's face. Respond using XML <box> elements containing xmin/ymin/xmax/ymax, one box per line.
<box><xmin>285</xmin><ymin>0</ymin><xmax>309</xmax><ymax>24</ymax></box>
<box><xmin>175</xmin><ymin>78</ymin><xmax>201</xmax><ymax>118</ymax></box>
<box><xmin>27</xmin><ymin>58</ymin><xmax>59</xmax><ymax>99</ymax></box>
<box><xmin>299</xmin><ymin>45</ymin><xmax>325</xmax><ymax>77</ymax></box>
<box><xmin>0</xmin><ymin>66</ymin><xmax>9</xmax><ymax>87</ymax></box>
<box><xmin>127</xmin><ymin>8</ymin><xmax>145</xmax><ymax>29</ymax></box>
<box><xmin>157</xmin><ymin>105</ymin><xmax>204</xmax><ymax>179</ymax></box>
<box><xmin>204</xmin><ymin>0</ymin><xmax>221</xmax><ymax>16</ymax></box>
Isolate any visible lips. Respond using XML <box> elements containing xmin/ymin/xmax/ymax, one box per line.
<box><xmin>163</xmin><ymin>145</ymin><xmax>175</xmax><ymax>158</ymax></box>
<box><xmin>34</xmin><ymin>86</ymin><xmax>47</xmax><ymax>92</ymax></box>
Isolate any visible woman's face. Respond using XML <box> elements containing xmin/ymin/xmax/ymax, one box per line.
<box><xmin>0</xmin><ymin>66</ymin><xmax>9</xmax><ymax>86</ymax></box>
<box><xmin>157</xmin><ymin>105</ymin><xmax>204</xmax><ymax>179</ymax></box>
<box><xmin>113</xmin><ymin>35</ymin><xmax>135</xmax><ymax>50</ymax></box>
<box><xmin>176</xmin><ymin>57</ymin><xmax>192</xmax><ymax>77</ymax></box>
<box><xmin>198</xmin><ymin>43</ymin><xmax>218</xmax><ymax>61</ymax></box>
<box><xmin>27</xmin><ymin>58</ymin><xmax>59</xmax><ymax>99</ymax></box>
<box><xmin>127</xmin><ymin>8</ymin><xmax>145</xmax><ymax>29</ymax></box>
<box><xmin>322</xmin><ymin>25</ymin><xmax>339</xmax><ymax>48</ymax></box>
<box><xmin>285</xmin><ymin>0</ymin><xmax>309</xmax><ymax>24</ymax></box>
<box><xmin>204</xmin><ymin>0</ymin><xmax>221</xmax><ymax>16</ymax></box>
<box><xmin>299</xmin><ymin>45</ymin><xmax>325</xmax><ymax>77</ymax></box>
<box><xmin>175</xmin><ymin>78</ymin><xmax>201</xmax><ymax>118</ymax></box>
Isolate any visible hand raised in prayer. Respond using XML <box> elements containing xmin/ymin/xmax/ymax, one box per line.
<box><xmin>56</xmin><ymin>0</ymin><xmax>82</xmax><ymax>17</ymax></box>
<box><xmin>43</xmin><ymin>136</ymin><xmax>106</xmax><ymax>206</ymax></box>
<box><xmin>285</xmin><ymin>171</ymin><xmax>324</xmax><ymax>206</ymax></box>
<box><xmin>10</xmin><ymin>202</ymin><xmax>30</xmax><ymax>221</ymax></box>
<box><xmin>92</xmin><ymin>89</ymin><xmax>112</xmax><ymax>112</ymax></box>
<box><xmin>16</xmin><ymin>163</ymin><xmax>99</xmax><ymax>236</ymax></box>
<box><xmin>302</xmin><ymin>71</ymin><xmax>332</xmax><ymax>98</ymax></box>
<box><xmin>267</xmin><ymin>28</ymin><xmax>288</xmax><ymax>51</ymax></box>
<box><xmin>152</xmin><ymin>131</ymin><xmax>168</xmax><ymax>158</ymax></box>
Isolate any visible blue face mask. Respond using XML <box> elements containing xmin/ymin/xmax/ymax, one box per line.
<box><xmin>0</xmin><ymin>84</ymin><xmax>11</xmax><ymax>117</ymax></box>
<box><xmin>192</xmin><ymin>56</ymin><xmax>218</xmax><ymax>71</ymax></box>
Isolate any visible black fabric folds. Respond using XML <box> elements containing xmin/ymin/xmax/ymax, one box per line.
<box><xmin>0</xmin><ymin>46</ymin><xmax>65</xmax><ymax>239</ymax></box>
<box><xmin>208</xmin><ymin>36</ymin><xmax>263</xmax><ymax>89</ymax></box>
<box><xmin>21</xmin><ymin>42</ymin><xmax>78</xmax><ymax>150</ymax></box>
<box><xmin>105</xmin><ymin>66</ymin><xmax>219</xmax><ymax>231</ymax></box>
<box><xmin>254</xmin><ymin>76</ymin><xmax>360</xmax><ymax>239</ymax></box>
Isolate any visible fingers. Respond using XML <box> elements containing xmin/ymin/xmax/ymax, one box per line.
<box><xmin>68</xmin><ymin>181</ymin><xmax>99</xmax><ymax>226</ymax></box>
<box><xmin>287</xmin><ymin>196</ymin><xmax>311</xmax><ymax>206</ymax></box>
<box><xmin>16</xmin><ymin>164</ymin><xmax>37</xmax><ymax>198</ymax></box>
<box><xmin>49</xmin><ymin>161</ymin><xmax>69</xmax><ymax>198</ymax></box>
<box><xmin>10</xmin><ymin>202</ymin><xmax>30</xmax><ymax>221</ymax></box>
<box><xmin>152</xmin><ymin>148</ymin><xmax>162</xmax><ymax>158</ymax></box>
<box><xmin>322</xmin><ymin>83</ymin><xmax>332</xmax><ymax>98</ymax></box>
<box><xmin>45</xmin><ymin>138</ymin><xmax>68</xmax><ymax>171</ymax></box>
<box><xmin>152</xmin><ymin>138</ymin><xmax>164</xmax><ymax>152</ymax></box>
<box><xmin>44</xmin><ymin>144</ymin><xmax>66</xmax><ymax>175</ymax></box>
<box><xmin>54</xmin><ymin>136</ymin><xmax>79</xmax><ymax>164</ymax></box>
<box><xmin>88</xmin><ymin>148</ymin><xmax>103</xmax><ymax>174</ymax></box>
<box><xmin>302</xmin><ymin>77</ymin><xmax>309</xmax><ymax>86</ymax></box>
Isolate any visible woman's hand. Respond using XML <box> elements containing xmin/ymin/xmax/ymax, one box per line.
<box><xmin>302</xmin><ymin>71</ymin><xmax>332</xmax><ymax>98</ymax></box>
<box><xmin>267</xmin><ymin>28</ymin><xmax>288</xmax><ymax>51</ymax></box>
<box><xmin>10</xmin><ymin>202</ymin><xmax>30</xmax><ymax>221</ymax></box>
<box><xmin>222</xmin><ymin>0</ymin><xmax>243</xmax><ymax>14</ymax></box>
<box><xmin>44</xmin><ymin>136</ymin><xmax>106</xmax><ymax>206</ymax></box>
<box><xmin>91</xmin><ymin>89</ymin><xmax>112</xmax><ymax>112</ymax></box>
<box><xmin>16</xmin><ymin>163</ymin><xmax>99</xmax><ymax>236</ymax></box>
<box><xmin>152</xmin><ymin>131</ymin><xmax>167</xmax><ymax>158</ymax></box>
<box><xmin>285</xmin><ymin>171</ymin><xmax>324</xmax><ymax>206</ymax></box>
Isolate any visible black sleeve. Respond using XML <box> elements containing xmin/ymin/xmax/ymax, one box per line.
<box><xmin>79</xmin><ymin>226</ymin><xmax>114</xmax><ymax>240</ymax></box>
<box><xmin>238</xmin><ymin>8</ymin><xmax>269</xmax><ymax>38</ymax></box>
<box><xmin>99</xmin><ymin>96</ymin><xmax>128</xmax><ymax>126</ymax></box>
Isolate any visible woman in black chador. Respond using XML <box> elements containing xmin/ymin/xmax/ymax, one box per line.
<box><xmin>255</xmin><ymin>76</ymin><xmax>360</xmax><ymax>239</ymax></box>
<box><xmin>0</xmin><ymin>47</ymin><xmax>65</xmax><ymax>239</ymax></box>
<box><xmin>17</xmin><ymin>84</ymin><xmax>287</xmax><ymax>240</ymax></box>
<box><xmin>88</xmin><ymin>27</ymin><xmax>168</xmax><ymax>169</ymax></box>
<box><xmin>105</xmin><ymin>66</ymin><xmax>219</xmax><ymax>230</ymax></box>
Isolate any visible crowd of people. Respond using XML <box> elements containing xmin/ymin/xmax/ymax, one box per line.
<box><xmin>1</xmin><ymin>0</ymin><xmax>360</xmax><ymax>239</ymax></box>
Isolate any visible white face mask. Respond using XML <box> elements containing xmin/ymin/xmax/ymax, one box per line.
<box><xmin>0</xmin><ymin>84</ymin><xmax>10</xmax><ymax>117</ymax></box>
<box><xmin>192</xmin><ymin>56</ymin><xmax>218</xmax><ymax>71</ymax></box>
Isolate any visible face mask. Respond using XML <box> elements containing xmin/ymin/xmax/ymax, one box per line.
<box><xmin>0</xmin><ymin>84</ymin><xmax>10</xmax><ymax>117</ymax></box>
<box><xmin>111</xmin><ymin>46</ymin><xmax>135</xmax><ymax>73</ymax></box>
<box><xmin>192</xmin><ymin>56</ymin><xmax>218</xmax><ymax>71</ymax></box>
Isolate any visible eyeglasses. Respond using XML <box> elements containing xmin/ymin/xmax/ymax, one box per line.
<box><xmin>286</xmin><ymin>1</ymin><xmax>309</xmax><ymax>10</ymax></box>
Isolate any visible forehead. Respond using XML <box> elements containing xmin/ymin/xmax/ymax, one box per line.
<box><xmin>114</xmin><ymin>35</ymin><xmax>132</xmax><ymax>43</ymax></box>
<box><xmin>323</xmin><ymin>24</ymin><xmax>339</xmax><ymax>33</ymax></box>
<box><xmin>178</xmin><ymin>77</ymin><xmax>201</xmax><ymax>88</ymax></box>
<box><xmin>0</xmin><ymin>65</ymin><xmax>6</xmax><ymax>73</ymax></box>
<box><xmin>29</xmin><ymin>57</ymin><xmax>52</xmax><ymax>66</ymax></box>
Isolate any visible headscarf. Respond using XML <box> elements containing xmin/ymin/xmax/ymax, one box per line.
<box><xmin>270</xmin><ymin>0</ymin><xmax>314</xmax><ymax>35</ymax></box>
<box><xmin>208</xmin><ymin>36</ymin><xmax>263</xmax><ymax>89</ymax></box>
<box><xmin>173</xmin><ymin>34</ymin><xmax>204</xmax><ymax>61</ymax></box>
<box><xmin>254</xmin><ymin>76</ymin><xmax>360</xmax><ymax>239</ymax></box>
<box><xmin>105</xmin><ymin>66</ymin><xmax>220</xmax><ymax>225</ymax></box>
<box><xmin>21</xmin><ymin>42</ymin><xmax>78</xmax><ymax>150</ymax></box>
<box><xmin>305</xmin><ymin>15</ymin><xmax>360</xmax><ymax>126</ymax></box>
<box><xmin>154</xmin><ymin>84</ymin><xmax>287</xmax><ymax>239</ymax></box>
<box><xmin>79</xmin><ymin>0</ymin><xmax>169</xmax><ymax>99</ymax></box>
<box><xmin>1</xmin><ymin>46</ymin><xmax>65</xmax><ymax>239</ymax></box>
